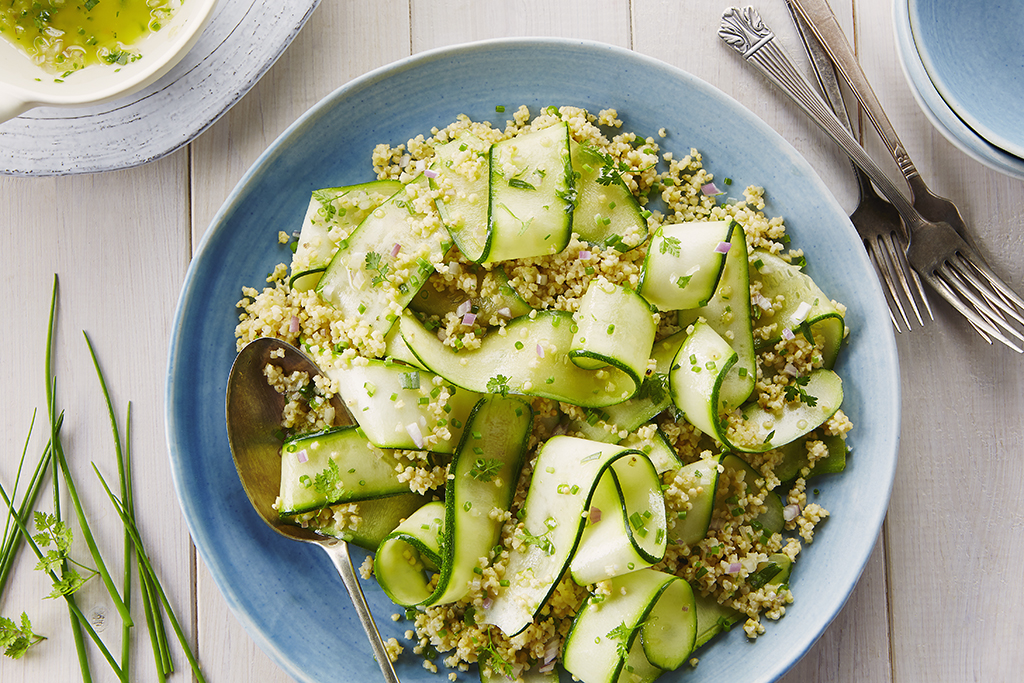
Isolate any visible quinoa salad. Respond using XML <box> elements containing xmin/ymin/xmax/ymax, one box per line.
<box><xmin>234</xmin><ymin>105</ymin><xmax>853</xmax><ymax>683</ymax></box>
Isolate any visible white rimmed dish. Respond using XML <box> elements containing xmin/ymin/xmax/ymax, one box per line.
<box><xmin>893</xmin><ymin>0</ymin><xmax>1024</xmax><ymax>181</ymax></box>
<box><xmin>167</xmin><ymin>38</ymin><xmax>900</xmax><ymax>683</ymax></box>
<box><xmin>0</xmin><ymin>0</ymin><xmax>320</xmax><ymax>176</ymax></box>
<box><xmin>0</xmin><ymin>0</ymin><xmax>219</xmax><ymax>122</ymax></box>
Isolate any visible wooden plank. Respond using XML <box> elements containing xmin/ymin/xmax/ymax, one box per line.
<box><xmin>855</xmin><ymin>0</ymin><xmax>1024</xmax><ymax>681</ymax></box>
<box><xmin>410</xmin><ymin>0</ymin><xmax>631</xmax><ymax>50</ymax></box>
<box><xmin>0</xmin><ymin>151</ymin><xmax>193</xmax><ymax>683</ymax></box>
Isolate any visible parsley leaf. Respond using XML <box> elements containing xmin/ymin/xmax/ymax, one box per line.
<box><xmin>659</xmin><ymin>235</ymin><xmax>681</xmax><ymax>257</ymax></box>
<box><xmin>606</xmin><ymin>621</ymin><xmax>632</xmax><ymax>658</ymax></box>
<box><xmin>31</xmin><ymin>512</ymin><xmax>95</xmax><ymax>598</ymax></box>
<box><xmin>481</xmin><ymin>630</ymin><xmax>515</xmax><ymax>679</ymax></box>
<box><xmin>312</xmin><ymin>189</ymin><xmax>339</xmax><ymax>221</ymax></box>
<box><xmin>313</xmin><ymin>458</ymin><xmax>343</xmax><ymax>500</ymax></box>
<box><xmin>675</xmin><ymin>274</ymin><xmax>692</xmax><ymax>289</ymax></box>
<box><xmin>783</xmin><ymin>375</ymin><xmax>818</xmax><ymax>407</ymax></box>
<box><xmin>486</xmin><ymin>374</ymin><xmax>510</xmax><ymax>397</ymax></box>
<box><xmin>364</xmin><ymin>251</ymin><xmax>391</xmax><ymax>287</ymax></box>
<box><xmin>469</xmin><ymin>458</ymin><xmax>503</xmax><ymax>482</ymax></box>
<box><xmin>0</xmin><ymin>612</ymin><xmax>45</xmax><ymax>659</ymax></box>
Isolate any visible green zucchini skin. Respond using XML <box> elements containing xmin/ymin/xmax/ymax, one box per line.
<box><xmin>373</xmin><ymin>395</ymin><xmax>532</xmax><ymax>607</ymax></box>
<box><xmin>562</xmin><ymin>569</ymin><xmax>695</xmax><ymax>683</ymax></box>
<box><xmin>486</xmin><ymin>122</ymin><xmax>575</xmax><ymax>263</ymax></box>
<box><xmin>290</xmin><ymin>180</ymin><xmax>403</xmax><ymax>290</ymax></box>
<box><xmin>278</xmin><ymin>426</ymin><xmax>409</xmax><ymax>515</ymax></box>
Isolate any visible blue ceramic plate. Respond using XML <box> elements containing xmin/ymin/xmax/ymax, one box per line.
<box><xmin>893</xmin><ymin>0</ymin><xmax>1024</xmax><ymax>180</ymax></box>
<box><xmin>909</xmin><ymin>0</ymin><xmax>1024</xmax><ymax>160</ymax></box>
<box><xmin>167</xmin><ymin>38</ymin><xmax>899</xmax><ymax>683</ymax></box>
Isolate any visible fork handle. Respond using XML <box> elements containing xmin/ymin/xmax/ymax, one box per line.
<box><xmin>787</xmin><ymin>0</ymin><xmax>921</xmax><ymax>182</ymax></box>
<box><xmin>719</xmin><ymin>7</ymin><xmax>924</xmax><ymax>231</ymax></box>
<box><xmin>788</xmin><ymin>0</ymin><xmax>976</xmax><ymax>241</ymax></box>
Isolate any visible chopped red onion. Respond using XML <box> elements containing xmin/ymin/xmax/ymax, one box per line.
<box><xmin>543</xmin><ymin>637</ymin><xmax>559</xmax><ymax>663</ymax></box>
<box><xmin>783</xmin><ymin>504</ymin><xmax>801</xmax><ymax>521</ymax></box>
<box><xmin>482</xmin><ymin>597</ymin><xmax>492</xmax><ymax>610</ymax></box>
<box><xmin>714</xmin><ymin>241</ymin><xmax>732</xmax><ymax>254</ymax></box>
<box><xmin>456</xmin><ymin>300</ymin><xmax>472</xmax><ymax>317</ymax></box>
<box><xmin>462</xmin><ymin>313</ymin><xmax>477</xmax><ymax>326</ymax></box>
<box><xmin>496</xmin><ymin>307</ymin><xmax>512</xmax><ymax>318</ymax></box>
<box><xmin>728</xmin><ymin>562</ymin><xmax>741</xmax><ymax>574</ymax></box>
<box><xmin>296</xmin><ymin>449</ymin><xmax>308</xmax><ymax>464</ymax></box>
<box><xmin>424</xmin><ymin>168</ymin><xmax>439</xmax><ymax>179</ymax></box>
<box><xmin>701</xmin><ymin>182</ymin><xmax>720</xmax><ymax>196</ymax></box>
<box><xmin>289</xmin><ymin>315</ymin><xmax>300</xmax><ymax>334</ymax></box>
<box><xmin>784</xmin><ymin>363</ymin><xmax>800</xmax><ymax>377</ymax></box>
<box><xmin>578</xmin><ymin>250</ymin><xmax>591</xmax><ymax>260</ymax></box>
<box><xmin>539</xmin><ymin>661</ymin><xmax>556</xmax><ymax>674</ymax></box>
<box><xmin>782</xmin><ymin>327</ymin><xmax>795</xmax><ymax>341</ymax></box>
<box><xmin>390</xmin><ymin>242</ymin><xmax>402</xmax><ymax>257</ymax></box>
<box><xmin>536</xmin><ymin>343</ymin><xmax>545</xmax><ymax>358</ymax></box>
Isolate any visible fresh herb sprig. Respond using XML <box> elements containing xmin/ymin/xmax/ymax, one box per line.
<box><xmin>0</xmin><ymin>612</ymin><xmax>45</xmax><ymax>659</ymax></box>
<box><xmin>486</xmin><ymin>374</ymin><xmax>511</xmax><ymax>397</ymax></box>
<box><xmin>0</xmin><ymin>481</ymin><xmax>125</xmax><ymax>678</ymax></box>
<box><xmin>469</xmin><ymin>458</ymin><xmax>503</xmax><ymax>482</ymax></box>
<box><xmin>365</xmin><ymin>251</ymin><xmax>391</xmax><ymax>287</ymax></box>
<box><xmin>32</xmin><ymin>511</ymin><xmax>96</xmax><ymax>598</ymax></box>
<box><xmin>0</xmin><ymin>276</ymin><xmax>206</xmax><ymax>682</ymax></box>
<box><xmin>784</xmin><ymin>375</ymin><xmax>818</xmax><ymax>407</ymax></box>
<box><xmin>606</xmin><ymin>620</ymin><xmax>632</xmax><ymax>658</ymax></box>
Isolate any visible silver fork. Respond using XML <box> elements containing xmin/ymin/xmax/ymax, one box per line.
<box><xmin>719</xmin><ymin>6</ymin><xmax>1024</xmax><ymax>352</ymax></box>
<box><xmin>786</xmin><ymin>0</ymin><xmax>1024</xmax><ymax>343</ymax></box>
<box><xmin>784</xmin><ymin>0</ymin><xmax>930</xmax><ymax>333</ymax></box>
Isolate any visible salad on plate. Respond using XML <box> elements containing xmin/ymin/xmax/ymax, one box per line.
<box><xmin>233</xmin><ymin>104</ymin><xmax>852</xmax><ymax>683</ymax></box>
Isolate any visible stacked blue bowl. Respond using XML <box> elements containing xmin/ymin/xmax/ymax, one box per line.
<box><xmin>894</xmin><ymin>0</ymin><xmax>1024</xmax><ymax>180</ymax></box>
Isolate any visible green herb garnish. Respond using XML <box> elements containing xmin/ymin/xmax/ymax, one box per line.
<box><xmin>469</xmin><ymin>458</ymin><xmax>503</xmax><ymax>482</ymax></box>
<box><xmin>660</xmin><ymin>235</ymin><xmax>681</xmax><ymax>257</ymax></box>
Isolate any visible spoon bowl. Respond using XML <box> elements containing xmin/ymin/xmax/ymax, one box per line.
<box><xmin>225</xmin><ymin>337</ymin><xmax>399</xmax><ymax>683</ymax></box>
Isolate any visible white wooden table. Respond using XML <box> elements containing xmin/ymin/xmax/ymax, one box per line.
<box><xmin>2</xmin><ymin>1</ymin><xmax>1021</xmax><ymax>682</ymax></box>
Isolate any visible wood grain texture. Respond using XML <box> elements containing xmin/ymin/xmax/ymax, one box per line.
<box><xmin>2</xmin><ymin>0</ymin><xmax>1023</xmax><ymax>682</ymax></box>
<box><xmin>856</xmin><ymin>4</ymin><xmax>1024</xmax><ymax>682</ymax></box>
<box><xmin>0</xmin><ymin>153</ymin><xmax>194</xmax><ymax>683</ymax></box>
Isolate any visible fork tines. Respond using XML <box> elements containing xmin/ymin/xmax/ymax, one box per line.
<box><xmin>864</xmin><ymin>231</ymin><xmax>931</xmax><ymax>333</ymax></box>
<box><xmin>910</xmin><ymin>228</ymin><xmax>1024</xmax><ymax>352</ymax></box>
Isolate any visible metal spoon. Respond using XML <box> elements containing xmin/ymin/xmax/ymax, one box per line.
<box><xmin>225</xmin><ymin>337</ymin><xmax>400</xmax><ymax>683</ymax></box>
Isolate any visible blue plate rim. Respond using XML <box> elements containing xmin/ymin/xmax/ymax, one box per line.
<box><xmin>907</xmin><ymin>0</ymin><xmax>1024</xmax><ymax>159</ymax></box>
<box><xmin>893</xmin><ymin>0</ymin><xmax>1024</xmax><ymax>179</ymax></box>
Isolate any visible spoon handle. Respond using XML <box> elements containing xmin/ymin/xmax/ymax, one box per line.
<box><xmin>321</xmin><ymin>539</ymin><xmax>401</xmax><ymax>683</ymax></box>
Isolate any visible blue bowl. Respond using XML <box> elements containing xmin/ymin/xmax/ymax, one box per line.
<box><xmin>167</xmin><ymin>38</ymin><xmax>899</xmax><ymax>683</ymax></box>
<box><xmin>909</xmin><ymin>0</ymin><xmax>1024</xmax><ymax>160</ymax></box>
<box><xmin>894</xmin><ymin>0</ymin><xmax>1024</xmax><ymax>180</ymax></box>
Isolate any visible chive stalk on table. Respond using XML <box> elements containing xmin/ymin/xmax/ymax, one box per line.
<box><xmin>1</xmin><ymin>274</ymin><xmax>205</xmax><ymax>680</ymax></box>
